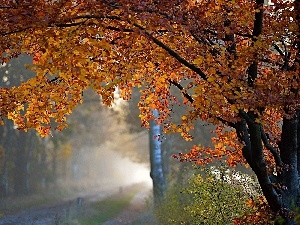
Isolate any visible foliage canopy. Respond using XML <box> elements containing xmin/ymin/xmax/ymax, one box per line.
<box><xmin>1</xmin><ymin>0</ymin><xmax>300</xmax><ymax>223</ymax></box>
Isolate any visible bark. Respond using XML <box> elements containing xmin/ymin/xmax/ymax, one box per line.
<box><xmin>235</xmin><ymin>110</ymin><xmax>300</xmax><ymax>224</ymax></box>
<box><xmin>276</xmin><ymin>114</ymin><xmax>300</xmax><ymax>224</ymax></box>
<box><xmin>149</xmin><ymin>109</ymin><xmax>166</xmax><ymax>205</ymax></box>
<box><xmin>236</xmin><ymin>117</ymin><xmax>282</xmax><ymax>210</ymax></box>
<box><xmin>238</xmin><ymin>0</ymin><xmax>300</xmax><ymax>223</ymax></box>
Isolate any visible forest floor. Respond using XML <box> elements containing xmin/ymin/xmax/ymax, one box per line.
<box><xmin>0</xmin><ymin>182</ymin><xmax>155</xmax><ymax>225</ymax></box>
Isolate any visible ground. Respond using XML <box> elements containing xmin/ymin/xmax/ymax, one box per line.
<box><xmin>0</xmin><ymin>182</ymin><xmax>153</xmax><ymax>225</ymax></box>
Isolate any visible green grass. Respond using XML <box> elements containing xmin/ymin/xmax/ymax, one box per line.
<box><xmin>78</xmin><ymin>191</ymin><xmax>136</xmax><ymax>225</ymax></box>
<box><xmin>0</xmin><ymin>188</ymin><xmax>75</xmax><ymax>215</ymax></box>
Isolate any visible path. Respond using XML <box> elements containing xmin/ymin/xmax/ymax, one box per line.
<box><xmin>103</xmin><ymin>187</ymin><xmax>152</xmax><ymax>225</ymax></box>
<box><xmin>0</xmin><ymin>183</ymin><xmax>152</xmax><ymax>225</ymax></box>
<box><xmin>0</xmin><ymin>188</ymin><xmax>117</xmax><ymax>225</ymax></box>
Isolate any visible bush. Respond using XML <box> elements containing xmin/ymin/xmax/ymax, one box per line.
<box><xmin>155</xmin><ymin>165</ymin><xmax>257</xmax><ymax>224</ymax></box>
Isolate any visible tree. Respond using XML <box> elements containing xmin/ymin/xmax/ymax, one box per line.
<box><xmin>149</xmin><ymin>109</ymin><xmax>166</xmax><ymax>204</ymax></box>
<box><xmin>0</xmin><ymin>0</ymin><xmax>299</xmax><ymax>223</ymax></box>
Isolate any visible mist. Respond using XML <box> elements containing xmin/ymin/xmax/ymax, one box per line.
<box><xmin>65</xmin><ymin>140</ymin><xmax>152</xmax><ymax>192</ymax></box>
<box><xmin>0</xmin><ymin>84</ymin><xmax>152</xmax><ymax>203</ymax></box>
<box><xmin>61</xmin><ymin>89</ymin><xmax>152</xmax><ymax>193</ymax></box>
<box><xmin>0</xmin><ymin>55</ymin><xmax>155</xmax><ymax>224</ymax></box>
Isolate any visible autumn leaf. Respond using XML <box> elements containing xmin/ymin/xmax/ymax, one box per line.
<box><xmin>0</xmin><ymin>0</ymin><xmax>299</xmax><ymax>222</ymax></box>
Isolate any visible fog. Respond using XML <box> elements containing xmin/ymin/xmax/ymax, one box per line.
<box><xmin>62</xmin><ymin>90</ymin><xmax>152</xmax><ymax>193</ymax></box>
<box><xmin>0</xmin><ymin>56</ymin><xmax>154</xmax><ymax>224</ymax></box>
<box><xmin>0</xmin><ymin>85</ymin><xmax>152</xmax><ymax>201</ymax></box>
<box><xmin>66</xmin><ymin>140</ymin><xmax>152</xmax><ymax>192</ymax></box>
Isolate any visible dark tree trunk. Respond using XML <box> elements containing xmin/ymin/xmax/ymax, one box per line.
<box><xmin>278</xmin><ymin>115</ymin><xmax>299</xmax><ymax>207</ymax></box>
<box><xmin>235</xmin><ymin>112</ymin><xmax>300</xmax><ymax>224</ymax></box>
<box><xmin>234</xmin><ymin>0</ymin><xmax>300</xmax><ymax>223</ymax></box>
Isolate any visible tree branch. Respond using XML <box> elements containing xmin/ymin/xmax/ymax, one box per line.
<box><xmin>169</xmin><ymin>79</ymin><xmax>236</xmax><ymax>128</ymax></box>
<box><xmin>53</xmin><ymin>21</ymin><xmax>86</xmax><ymax>28</ymax></box>
<box><xmin>168</xmin><ymin>79</ymin><xmax>194</xmax><ymax>103</ymax></box>
<box><xmin>133</xmin><ymin>23</ymin><xmax>207</xmax><ymax>80</ymax></box>
<box><xmin>0</xmin><ymin>6</ymin><xmax>15</xmax><ymax>8</ymax></box>
<box><xmin>190</xmin><ymin>32</ymin><xmax>211</xmax><ymax>46</ymax></box>
<box><xmin>73</xmin><ymin>14</ymin><xmax>121</xmax><ymax>21</ymax></box>
<box><xmin>247</xmin><ymin>0</ymin><xmax>264</xmax><ymax>87</ymax></box>
<box><xmin>53</xmin><ymin>14</ymin><xmax>209</xmax><ymax>81</ymax></box>
<box><xmin>261</xmin><ymin>126</ymin><xmax>283</xmax><ymax>166</ymax></box>
<box><xmin>105</xmin><ymin>26</ymin><xmax>133</xmax><ymax>32</ymax></box>
<box><xmin>1</xmin><ymin>27</ymin><xmax>32</xmax><ymax>36</ymax></box>
<box><xmin>235</xmin><ymin>119</ymin><xmax>252</xmax><ymax>164</ymax></box>
<box><xmin>273</xmin><ymin>43</ymin><xmax>285</xmax><ymax>57</ymax></box>
<box><xmin>203</xmin><ymin>28</ymin><xmax>252</xmax><ymax>39</ymax></box>
<box><xmin>238</xmin><ymin>109</ymin><xmax>254</xmax><ymax>125</ymax></box>
<box><xmin>216</xmin><ymin>116</ymin><xmax>236</xmax><ymax>128</ymax></box>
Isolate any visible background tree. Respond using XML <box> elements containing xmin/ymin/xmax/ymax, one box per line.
<box><xmin>0</xmin><ymin>55</ymin><xmax>144</xmax><ymax>197</ymax></box>
<box><xmin>125</xmin><ymin>87</ymin><xmax>214</xmax><ymax>204</ymax></box>
<box><xmin>0</xmin><ymin>0</ymin><xmax>300</xmax><ymax>223</ymax></box>
<box><xmin>149</xmin><ymin>109</ymin><xmax>166</xmax><ymax>204</ymax></box>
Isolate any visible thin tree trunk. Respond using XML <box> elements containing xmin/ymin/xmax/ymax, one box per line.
<box><xmin>149</xmin><ymin>109</ymin><xmax>166</xmax><ymax>205</ymax></box>
<box><xmin>14</xmin><ymin>131</ymin><xmax>28</xmax><ymax>196</ymax></box>
<box><xmin>40</xmin><ymin>137</ymin><xmax>48</xmax><ymax>190</ymax></box>
<box><xmin>1</xmin><ymin>120</ymin><xmax>14</xmax><ymax>196</ymax></box>
<box><xmin>25</xmin><ymin>131</ymin><xmax>35</xmax><ymax>194</ymax></box>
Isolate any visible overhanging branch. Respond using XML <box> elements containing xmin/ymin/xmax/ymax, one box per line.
<box><xmin>133</xmin><ymin>23</ymin><xmax>207</xmax><ymax>80</ymax></box>
<box><xmin>168</xmin><ymin>79</ymin><xmax>194</xmax><ymax>103</ymax></box>
<box><xmin>53</xmin><ymin>21</ymin><xmax>86</xmax><ymax>28</ymax></box>
<box><xmin>238</xmin><ymin>109</ymin><xmax>254</xmax><ymax>125</ymax></box>
<box><xmin>169</xmin><ymin>79</ymin><xmax>236</xmax><ymax>128</ymax></box>
<box><xmin>261</xmin><ymin>126</ymin><xmax>283</xmax><ymax>166</ymax></box>
<box><xmin>273</xmin><ymin>43</ymin><xmax>285</xmax><ymax>57</ymax></box>
<box><xmin>1</xmin><ymin>26</ymin><xmax>32</xmax><ymax>36</ymax></box>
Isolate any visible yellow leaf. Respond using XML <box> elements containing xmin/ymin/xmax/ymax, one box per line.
<box><xmin>193</xmin><ymin>57</ymin><xmax>204</xmax><ymax>65</ymax></box>
<box><xmin>207</xmin><ymin>76</ymin><xmax>216</xmax><ymax>82</ymax></box>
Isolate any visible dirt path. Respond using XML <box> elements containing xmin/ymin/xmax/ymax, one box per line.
<box><xmin>103</xmin><ymin>187</ymin><xmax>152</xmax><ymax>225</ymax></box>
<box><xmin>0</xmin><ymin>183</ymin><xmax>152</xmax><ymax>225</ymax></box>
<box><xmin>0</xmin><ymin>188</ymin><xmax>117</xmax><ymax>225</ymax></box>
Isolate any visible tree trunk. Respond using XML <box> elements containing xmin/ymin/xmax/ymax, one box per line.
<box><xmin>40</xmin><ymin>138</ymin><xmax>48</xmax><ymax>190</ymax></box>
<box><xmin>149</xmin><ymin>109</ymin><xmax>166</xmax><ymax>205</ymax></box>
<box><xmin>14</xmin><ymin>131</ymin><xmax>27</xmax><ymax>196</ymax></box>
<box><xmin>25</xmin><ymin>131</ymin><xmax>35</xmax><ymax>194</ymax></box>
<box><xmin>276</xmin><ymin>114</ymin><xmax>300</xmax><ymax>225</ymax></box>
<box><xmin>236</xmin><ymin>112</ymin><xmax>300</xmax><ymax>224</ymax></box>
<box><xmin>0</xmin><ymin>120</ymin><xmax>14</xmax><ymax>197</ymax></box>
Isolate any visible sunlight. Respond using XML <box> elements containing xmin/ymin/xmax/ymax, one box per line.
<box><xmin>111</xmin><ymin>87</ymin><xmax>127</xmax><ymax>112</ymax></box>
<box><xmin>129</xmin><ymin>163</ymin><xmax>153</xmax><ymax>187</ymax></box>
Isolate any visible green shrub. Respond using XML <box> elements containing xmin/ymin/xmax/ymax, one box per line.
<box><xmin>155</xmin><ymin>166</ymin><xmax>255</xmax><ymax>225</ymax></box>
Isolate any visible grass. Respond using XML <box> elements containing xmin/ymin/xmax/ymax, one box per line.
<box><xmin>0</xmin><ymin>188</ymin><xmax>75</xmax><ymax>215</ymax></box>
<box><xmin>77</xmin><ymin>189</ymin><xmax>136</xmax><ymax>225</ymax></box>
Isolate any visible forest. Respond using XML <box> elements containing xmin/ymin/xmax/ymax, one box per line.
<box><xmin>0</xmin><ymin>0</ymin><xmax>300</xmax><ymax>224</ymax></box>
